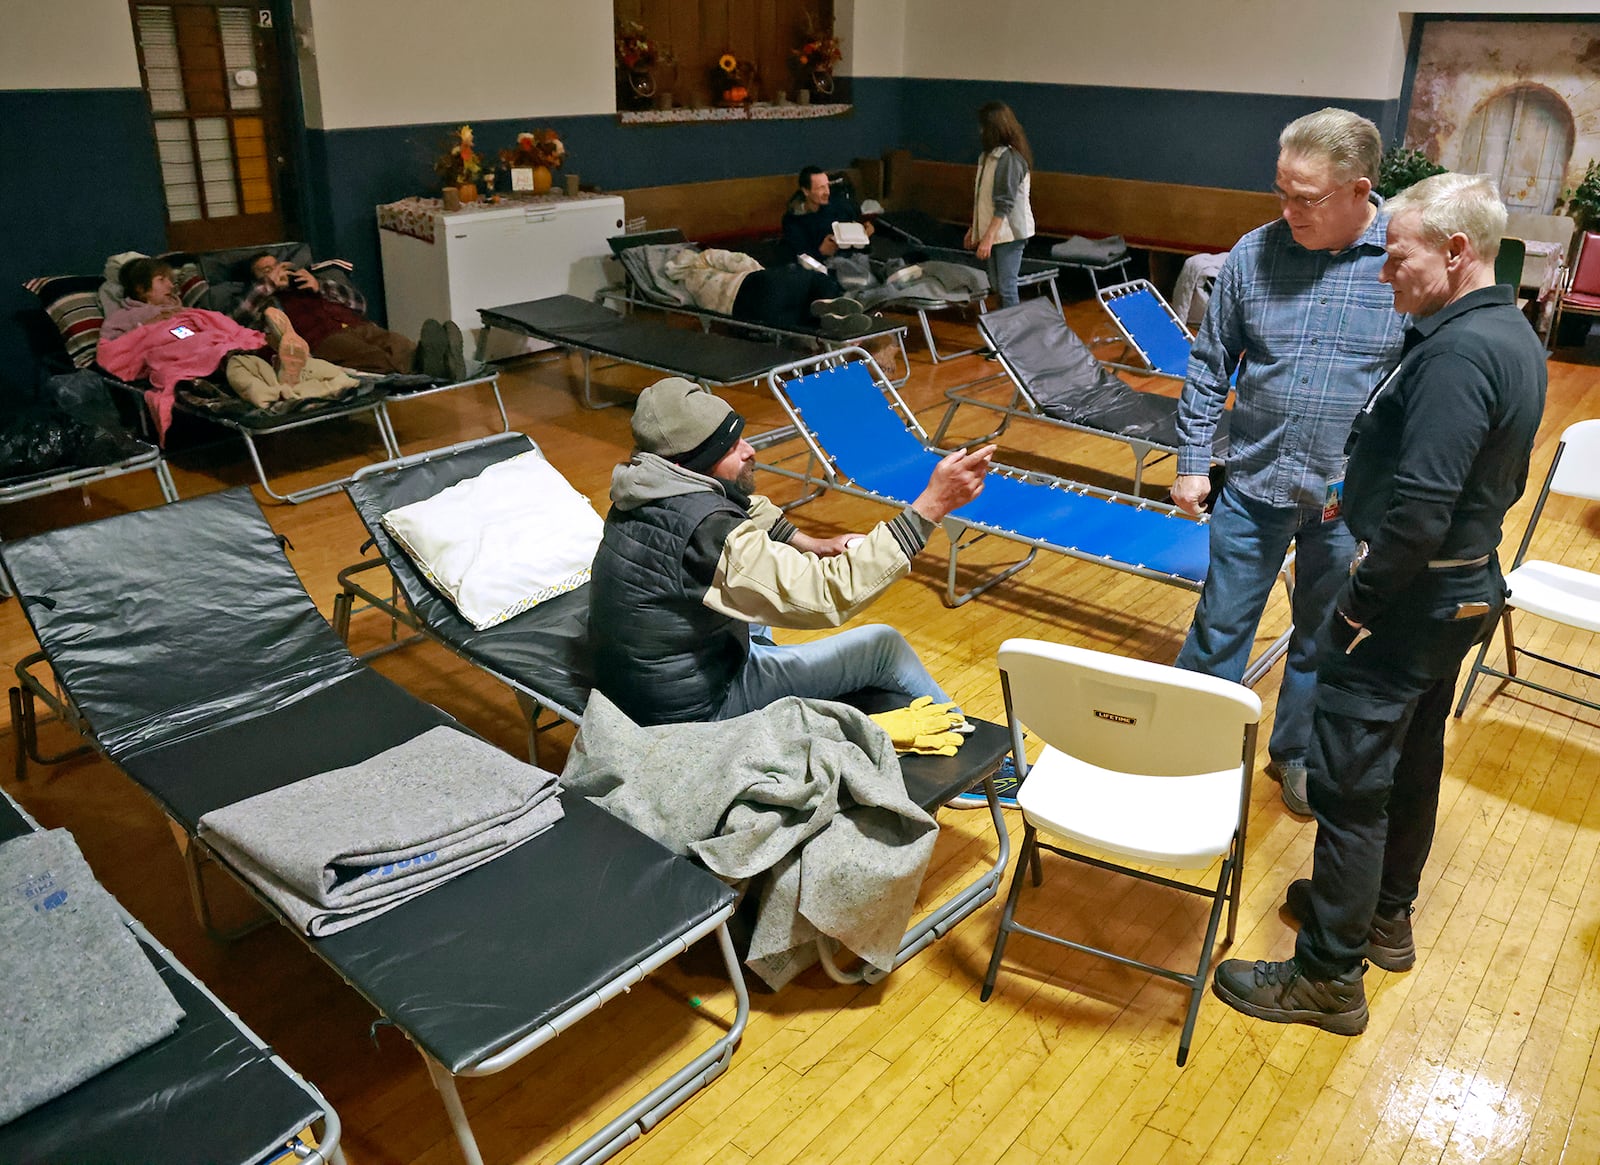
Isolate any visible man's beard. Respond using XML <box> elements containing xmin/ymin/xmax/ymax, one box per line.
<box><xmin>735</xmin><ymin>463</ymin><xmax>757</xmax><ymax>493</ymax></box>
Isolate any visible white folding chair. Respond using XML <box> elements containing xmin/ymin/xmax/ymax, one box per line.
<box><xmin>980</xmin><ymin>639</ymin><xmax>1261</xmax><ymax>1066</ymax></box>
<box><xmin>1455</xmin><ymin>418</ymin><xmax>1600</xmax><ymax>716</ymax></box>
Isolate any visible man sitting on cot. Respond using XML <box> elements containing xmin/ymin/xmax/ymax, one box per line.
<box><xmin>587</xmin><ymin>376</ymin><xmax>993</xmax><ymax>727</ymax></box>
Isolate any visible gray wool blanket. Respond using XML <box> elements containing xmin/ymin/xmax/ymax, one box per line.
<box><xmin>562</xmin><ymin>694</ymin><xmax>937</xmax><ymax>990</ymax></box>
<box><xmin>197</xmin><ymin>726</ymin><xmax>563</xmax><ymax>936</ymax></box>
<box><xmin>0</xmin><ymin>829</ymin><xmax>185</xmax><ymax>1124</ymax></box>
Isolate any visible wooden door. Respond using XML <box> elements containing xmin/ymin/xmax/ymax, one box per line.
<box><xmin>129</xmin><ymin>0</ymin><xmax>296</xmax><ymax>251</ymax></box>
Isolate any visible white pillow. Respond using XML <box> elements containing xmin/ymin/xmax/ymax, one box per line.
<box><xmin>381</xmin><ymin>451</ymin><xmax>604</xmax><ymax>630</ymax></box>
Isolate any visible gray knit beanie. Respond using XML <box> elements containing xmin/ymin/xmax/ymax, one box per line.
<box><xmin>632</xmin><ymin>377</ymin><xmax>745</xmax><ymax>473</ymax></box>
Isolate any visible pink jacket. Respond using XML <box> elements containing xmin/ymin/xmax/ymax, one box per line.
<box><xmin>97</xmin><ymin>308</ymin><xmax>266</xmax><ymax>439</ymax></box>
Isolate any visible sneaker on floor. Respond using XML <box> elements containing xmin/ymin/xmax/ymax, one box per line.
<box><xmin>416</xmin><ymin>318</ymin><xmax>449</xmax><ymax>380</ymax></box>
<box><xmin>1211</xmin><ymin>956</ymin><xmax>1368</xmax><ymax>1035</ymax></box>
<box><xmin>1281</xmin><ymin>878</ymin><xmax>1416</xmax><ymax>973</ymax></box>
<box><xmin>951</xmin><ymin>755</ymin><xmax>1024</xmax><ymax>808</ymax></box>
<box><xmin>443</xmin><ymin>320</ymin><xmax>469</xmax><ymax>382</ymax></box>
<box><xmin>810</xmin><ymin>295</ymin><xmax>864</xmax><ymax>320</ymax></box>
<box><xmin>819</xmin><ymin>312</ymin><xmax>876</xmax><ymax>339</ymax></box>
<box><xmin>1265</xmin><ymin>759</ymin><xmax>1312</xmax><ymax>817</ymax></box>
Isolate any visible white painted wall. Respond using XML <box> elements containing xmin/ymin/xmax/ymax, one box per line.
<box><xmin>843</xmin><ymin>0</ymin><xmax>908</xmax><ymax>79</ymax></box>
<box><xmin>306</xmin><ymin>0</ymin><xmax>614</xmax><ymax>129</ymax></box>
<box><xmin>901</xmin><ymin>0</ymin><xmax>1598</xmax><ymax>100</ymax></box>
<box><xmin>0</xmin><ymin>0</ymin><xmax>139</xmax><ymax>90</ymax></box>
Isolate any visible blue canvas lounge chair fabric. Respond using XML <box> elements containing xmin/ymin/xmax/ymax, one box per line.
<box><xmin>0</xmin><ymin>488</ymin><xmax>747</xmax><ymax>1165</ymax></box>
<box><xmin>935</xmin><ymin>297</ymin><xmax>1230</xmax><ymax>494</ymax></box>
<box><xmin>0</xmin><ymin>790</ymin><xmax>343</xmax><ymax>1165</ymax></box>
<box><xmin>1098</xmin><ymin>278</ymin><xmax>1197</xmax><ymax>379</ymax></box>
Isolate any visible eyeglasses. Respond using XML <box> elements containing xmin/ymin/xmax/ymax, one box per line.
<box><xmin>1273</xmin><ymin>179</ymin><xmax>1352</xmax><ymax>210</ymax></box>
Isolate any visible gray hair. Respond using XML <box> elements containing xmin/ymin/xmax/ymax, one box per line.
<box><xmin>1386</xmin><ymin>172</ymin><xmax>1505</xmax><ymax>262</ymax></box>
<box><xmin>1278</xmin><ymin>107</ymin><xmax>1383</xmax><ymax>184</ymax></box>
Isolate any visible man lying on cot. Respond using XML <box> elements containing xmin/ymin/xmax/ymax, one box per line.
<box><xmin>97</xmin><ymin>257</ymin><xmax>356</xmax><ymax>438</ymax></box>
<box><xmin>588</xmin><ymin>376</ymin><xmax>994</xmax><ymax>727</ymax></box>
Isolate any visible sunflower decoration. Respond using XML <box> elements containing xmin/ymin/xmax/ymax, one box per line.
<box><xmin>715</xmin><ymin>52</ymin><xmax>754</xmax><ymax>104</ymax></box>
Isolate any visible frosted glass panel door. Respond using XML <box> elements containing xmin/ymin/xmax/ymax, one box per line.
<box><xmin>130</xmin><ymin>0</ymin><xmax>294</xmax><ymax>250</ymax></box>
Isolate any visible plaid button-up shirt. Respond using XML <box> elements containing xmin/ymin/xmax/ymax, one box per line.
<box><xmin>1177</xmin><ymin>202</ymin><xmax>1408</xmax><ymax>510</ymax></box>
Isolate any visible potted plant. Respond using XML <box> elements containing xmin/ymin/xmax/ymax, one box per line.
<box><xmin>616</xmin><ymin>19</ymin><xmax>673</xmax><ymax>107</ymax></box>
<box><xmin>1376</xmin><ymin>145</ymin><xmax>1445</xmax><ymax>199</ymax></box>
<box><xmin>500</xmin><ymin>129</ymin><xmax>567</xmax><ymax>195</ymax></box>
<box><xmin>791</xmin><ymin>16</ymin><xmax>843</xmax><ymax>98</ymax></box>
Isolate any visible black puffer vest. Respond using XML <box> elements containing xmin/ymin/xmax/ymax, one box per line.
<box><xmin>589</xmin><ymin>490</ymin><xmax>749</xmax><ymax>725</ymax></box>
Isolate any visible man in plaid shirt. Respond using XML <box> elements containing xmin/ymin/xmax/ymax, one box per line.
<box><xmin>1171</xmin><ymin>108</ymin><xmax>1408</xmax><ymax>817</ymax></box>
<box><xmin>235</xmin><ymin>253</ymin><xmax>466</xmax><ymax>379</ymax></box>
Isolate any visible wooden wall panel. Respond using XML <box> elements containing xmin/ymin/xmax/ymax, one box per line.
<box><xmin>613</xmin><ymin>0</ymin><xmax>832</xmax><ymax>107</ymax></box>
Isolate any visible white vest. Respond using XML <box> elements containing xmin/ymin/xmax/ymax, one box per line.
<box><xmin>972</xmin><ymin>146</ymin><xmax>1034</xmax><ymax>244</ymax></box>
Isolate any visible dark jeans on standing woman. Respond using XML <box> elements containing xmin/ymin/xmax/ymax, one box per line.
<box><xmin>986</xmin><ymin>239</ymin><xmax>1027</xmax><ymax>308</ymax></box>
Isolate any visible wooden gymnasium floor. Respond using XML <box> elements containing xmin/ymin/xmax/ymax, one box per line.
<box><xmin>2</xmin><ymin>293</ymin><xmax>1598</xmax><ymax>1165</ymax></box>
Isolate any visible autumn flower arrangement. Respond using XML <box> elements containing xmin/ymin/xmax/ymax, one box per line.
<box><xmin>792</xmin><ymin>27</ymin><xmax>843</xmax><ymax>72</ymax></box>
<box><xmin>615</xmin><ymin>19</ymin><xmax>667</xmax><ymax>71</ymax></box>
<box><xmin>716</xmin><ymin>53</ymin><xmax>755</xmax><ymax>104</ymax></box>
<box><xmin>434</xmin><ymin>124</ymin><xmax>484</xmax><ymax>185</ymax></box>
<box><xmin>500</xmin><ymin>129</ymin><xmax>567</xmax><ymax>171</ymax></box>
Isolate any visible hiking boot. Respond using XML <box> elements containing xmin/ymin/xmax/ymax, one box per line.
<box><xmin>443</xmin><ymin>320</ymin><xmax>469</xmax><ymax>382</ymax></box>
<box><xmin>1211</xmin><ymin>956</ymin><xmax>1368</xmax><ymax>1035</ymax></box>
<box><xmin>416</xmin><ymin>318</ymin><xmax>449</xmax><ymax>379</ymax></box>
<box><xmin>1282</xmin><ymin>878</ymin><xmax>1416</xmax><ymax>972</ymax></box>
<box><xmin>810</xmin><ymin>295</ymin><xmax>864</xmax><ymax>319</ymax></box>
<box><xmin>1266</xmin><ymin>759</ymin><xmax>1312</xmax><ymax>817</ymax></box>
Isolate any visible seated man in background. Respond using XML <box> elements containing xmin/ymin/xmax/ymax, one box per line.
<box><xmin>589</xmin><ymin>377</ymin><xmax>992</xmax><ymax>726</ymax></box>
<box><xmin>233</xmin><ymin>252</ymin><xmax>468</xmax><ymax>379</ymax></box>
<box><xmin>782</xmin><ymin>165</ymin><xmax>873</xmax><ymax>263</ymax></box>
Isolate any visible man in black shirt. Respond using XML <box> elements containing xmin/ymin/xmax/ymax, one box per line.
<box><xmin>782</xmin><ymin>166</ymin><xmax>872</xmax><ymax>262</ymax></box>
<box><xmin>1213</xmin><ymin>172</ymin><xmax>1547</xmax><ymax>1035</ymax></box>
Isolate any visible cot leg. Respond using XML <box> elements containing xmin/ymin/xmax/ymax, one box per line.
<box><xmin>942</xmin><ymin>526</ymin><xmax>1037</xmax><ymax>608</ymax></box>
<box><xmin>155</xmin><ymin>458</ymin><xmax>180</xmax><ymax>502</ymax></box>
<box><xmin>578</xmin><ymin>351</ymin><xmax>625</xmax><ymax>410</ymax></box>
<box><xmin>422</xmin><ymin>1054</ymin><xmax>487</xmax><ymax>1165</ymax></box>
<box><xmin>918</xmin><ymin>309</ymin><xmax>943</xmax><ymax>364</ymax></box>
<box><xmin>9</xmin><ymin>687</ymin><xmax>26</xmax><ymax>783</ymax></box>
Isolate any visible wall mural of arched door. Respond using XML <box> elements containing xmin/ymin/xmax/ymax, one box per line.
<box><xmin>129</xmin><ymin>0</ymin><xmax>299</xmax><ymax>252</ymax></box>
<box><xmin>1455</xmin><ymin>86</ymin><xmax>1574</xmax><ymax>214</ymax></box>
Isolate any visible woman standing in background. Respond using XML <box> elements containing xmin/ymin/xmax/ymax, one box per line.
<box><xmin>965</xmin><ymin>101</ymin><xmax>1036</xmax><ymax>308</ymax></box>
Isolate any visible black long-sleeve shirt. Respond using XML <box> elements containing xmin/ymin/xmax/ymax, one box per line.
<box><xmin>1337</xmin><ymin>284</ymin><xmax>1546</xmax><ymax>626</ymax></box>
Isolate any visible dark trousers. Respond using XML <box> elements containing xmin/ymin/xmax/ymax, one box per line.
<box><xmin>313</xmin><ymin>320</ymin><xmax>417</xmax><ymax>374</ymax></box>
<box><xmin>1294</xmin><ymin>563</ymin><xmax>1504</xmax><ymax>977</ymax></box>
<box><xmin>731</xmin><ymin>266</ymin><xmax>843</xmax><ymax>329</ymax></box>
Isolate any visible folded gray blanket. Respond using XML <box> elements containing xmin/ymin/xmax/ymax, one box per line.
<box><xmin>562</xmin><ymin>694</ymin><xmax>937</xmax><ymax>990</ymax></box>
<box><xmin>1050</xmin><ymin>234</ymin><xmax>1128</xmax><ymax>264</ymax></box>
<box><xmin>0</xmin><ymin>829</ymin><xmax>185</xmax><ymax>1124</ymax></box>
<box><xmin>198</xmin><ymin>726</ymin><xmax>563</xmax><ymax>936</ymax></box>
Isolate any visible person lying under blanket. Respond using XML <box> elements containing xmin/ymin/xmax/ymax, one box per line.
<box><xmin>97</xmin><ymin>257</ymin><xmax>357</xmax><ymax>438</ymax></box>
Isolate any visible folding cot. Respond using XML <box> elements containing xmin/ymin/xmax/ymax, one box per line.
<box><xmin>476</xmin><ymin>294</ymin><xmax>807</xmax><ymax>410</ymax></box>
<box><xmin>2</xmin><ymin>488</ymin><xmax>748</xmax><ymax>1165</ymax></box>
<box><xmin>26</xmin><ymin>263</ymin><xmax>505</xmax><ymax>504</ymax></box>
<box><xmin>761</xmin><ymin>353</ymin><xmax>1287</xmax><ymax>684</ymax></box>
<box><xmin>1098</xmin><ymin>278</ymin><xmax>1199</xmax><ymax>379</ymax></box>
<box><xmin>0</xmin><ymin>789</ymin><xmax>344</xmax><ymax>1165</ymax></box>
<box><xmin>933</xmin><ymin>296</ymin><xmax>1231</xmax><ymax>495</ymax></box>
<box><xmin>599</xmin><ymin>230</ymin><xmax>912</xmax><ymax>386</ymax></box>
<box><xmin>869</xmin><ymin>217</ymin><xmax>1063</xmax><ymax>362</ymax></box>
<box><xmin>331</xmin><ymin>432</ymin><xmax>1015</xmax><ymax>982</ymax></box>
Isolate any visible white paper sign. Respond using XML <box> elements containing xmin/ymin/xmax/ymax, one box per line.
<box><xmin>511</xmin><ymin>167</ymin><xmax>535</xmax><ymax>192</ymax></box>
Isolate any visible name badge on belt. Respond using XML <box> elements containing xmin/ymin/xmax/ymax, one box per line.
<box><xmin>1322</xmin><ymin>478</ymin><xmax>1344</xmax><ymax>523</ymax></box>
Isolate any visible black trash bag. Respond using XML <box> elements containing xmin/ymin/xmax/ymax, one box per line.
<box><xmin>41</xmin><ymin>370</ymin><xmax>145</xmax><ymax>466</ymax></box>
<box><xmin>0</xmin><ymin>408</ymin><xmax>77</xmax><ymax>478</ymax></box>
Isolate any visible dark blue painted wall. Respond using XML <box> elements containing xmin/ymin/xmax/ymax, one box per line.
<box><xmin>0</xmin><ymin>89</ymin><xmax>167</xmax><ymax>403</ymax></box>
<box><xmin>0</xmin><ymin>76</ymin><xmax>1399</xmax><ymax>400</ymax></box>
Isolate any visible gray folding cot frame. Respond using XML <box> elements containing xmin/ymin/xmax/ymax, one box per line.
<box><xmin>0</xmin><ymin>790</ymin><xmax>345</xmax><ymax>1165</ymax></box>
<box><xmin>107</xmin><ymin>369</ymin><xmax>506</xmax><ymax>503</ymax></box>
<box><xmin>330</xmin><ymin>431</ymin><xmax>1016</xmax><ymax>986</ymax></box>
<box><xmin>2</xmin><ymin>488</ymin><xmax>749</xmax><ymax>1165</ymax></box>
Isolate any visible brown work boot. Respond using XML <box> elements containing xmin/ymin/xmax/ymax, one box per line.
<box><xmin>1211</xmin><ymin>957</ymin><xmax>1368</xmax><ymax>1035</ymax></box>
<box><xmin>1283</xmin><ymin>878</ymin><xmax>1416</xmax><ymax>972</ymax></box>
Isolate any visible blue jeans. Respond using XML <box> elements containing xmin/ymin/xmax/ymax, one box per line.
<box><xmin>714</xmin><ymin>624</ymin><xmax>950</xmax><ymax>719</ymax></box>
<box><xmin>987</xmin><ymin>239</ymin><xmax>1026</xmax><ymax>309</ymax></box>
<box><xmin>1175</xmin><ymin>486</ymin><xmax>1355</xmax><ymax>766</ymax></box>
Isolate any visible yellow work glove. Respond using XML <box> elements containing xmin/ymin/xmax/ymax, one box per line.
<box><xmin>869</xmin><ymin>696</ymin><xmax>966</xmax><ymax>756</ymax></box>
